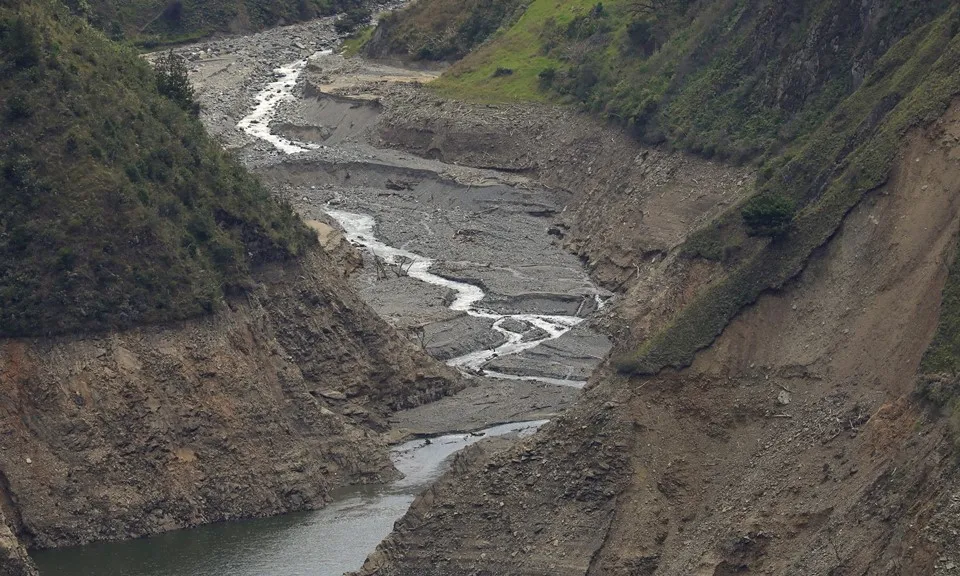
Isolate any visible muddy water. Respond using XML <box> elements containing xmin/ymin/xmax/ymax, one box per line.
<box><xmin>32</xmin><ymin>421</ymin><xmax>545</xmax><ymax>575</ymax></box>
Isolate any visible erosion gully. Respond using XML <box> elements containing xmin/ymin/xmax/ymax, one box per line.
<box><xmin>34</xmin><ymin>13</ymin><xmax>610</xmax><ymax>576</ymax></box>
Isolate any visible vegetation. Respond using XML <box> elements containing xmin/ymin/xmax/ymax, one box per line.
<box><xmin>921</xmin><ymin>231</ymin><xmax>960</xmax><ymax>448</ymax></box>
<box><xmin>333</xmin><ymin>5</ymin><xmax>370</xmax><ymax>34</ymax></box>
<box><xmin>362</xmin><ymin>0</ymin><xmax>528</xmax><ymax>62</ymax></box>
<box><xmin>378</xmin><ymin>0</ymin><xmax>960</xmax><ymax>375</ymax></box>
<box><xmin>917</xmin><ymin>375</ymin><xmax>960</xmax><ymax>449</ymax></box>
<box><xmin>0</xmin><ymin>0</ymin><xmax>315</xmax><ymax>337</ymax></box>
<box><xmin>417</xmin><ymin>0</ymin><xmax>949</xmax><ymax>156</ymax></box>
<box><xmin>153</xmin><ymin>50</ymin><xmax>199</xmax><ymax>115</ymax></box>
<box><xmin>741</xmin><ymin>194</ymin><xmax>794</xmax><ymax>238</ymax></box>
<box><xmin>341</xmin><ymin>24</ymin><xmax>373</xmax><ymax>57</ymax></box>
<box><xmin>616</xmin><ymin>8</ymin><xmax>960</xmax><ymax>373</ymax></box>
<box><xmin>64</xmin><ymin>0</ymin><xmax>369</xmax><ymax>45</ymax></box>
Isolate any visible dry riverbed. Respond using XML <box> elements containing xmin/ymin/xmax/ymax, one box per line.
<box><xmin>176</xmin><ymin>24</ymin><xmax>612</xmax><ymax>438</ymax></box>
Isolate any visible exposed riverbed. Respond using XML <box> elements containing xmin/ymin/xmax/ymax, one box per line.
<box><xmin>32</xmin><ymin>13</ymin><xmax>611</xmax><ymax>575</ymax></box>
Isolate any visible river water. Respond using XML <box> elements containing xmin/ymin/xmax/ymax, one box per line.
<box><xmin>32</xmin><ymin>39</ymin><xmax>600</xmax><ymax>576</ymax></box>
<box><xmin>32</xmin><ymin>421</ymin><xmax>545</xmax><ymax>575</ymax></box>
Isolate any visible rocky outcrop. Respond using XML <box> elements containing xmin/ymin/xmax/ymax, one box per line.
<box><xmin>0</xmin><ymin>510</ymin><xmax>36</xmax><ymax>576</ymax></box>
<box><xmin>0</xmin><ymin>247</ymin><xmax>460</xmax><ymax>550</ymax></box>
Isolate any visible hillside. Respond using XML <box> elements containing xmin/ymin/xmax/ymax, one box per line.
<box><xmin>0</xmin><ymin>0</ymin><xmax>315</xmax><ymax>336</ymax></box>
<box><xmin>0</xmin><ymin>1</ymin><xmax>465</xmax><ymax>570</ymax></box>
<box><xmin>68</xmin><ymin>0</ymin><xmax>366</xmax><ymax>44</ymax></box>
<box><xmin>362</xmin><ymin>0</ymin><xmax>524</xmax><ymax>61</ymax></box>
<box><xmin>347</xmin><ymin>0</ymin><xmax>960</xmax><ymax>573</ymax></box>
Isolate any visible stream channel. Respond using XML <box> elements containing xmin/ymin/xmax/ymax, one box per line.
<box><xmin>33</xmin><ymin>15</ymin><xmax>610</xmax><ymax>575</ymax></box>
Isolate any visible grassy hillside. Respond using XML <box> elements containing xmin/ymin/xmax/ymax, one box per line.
<box><xmin>618</xmin><ymin>7</ymin><xmax>960</xmax><ymax>373</ymax></box>
<box><xmin>0</xmin><ymin>0</ymin><xmax>315</xmax><ymax>337</ymax></box>
<box><xmin>362</xmin><ymin>0</ymin><xmax>526</xmax><ymax>62</ymax></box>
<box><xmin>424</xmin><ymin>0</ymin><xmax>951</xmax><ymax>156</ymax></box>
<box><xmin>66</xmin><ymin>0</ymin><xmax>364</xmax><ymax>45</ymax></box>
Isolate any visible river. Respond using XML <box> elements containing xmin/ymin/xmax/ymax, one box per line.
<box><xmin>32</xmin><ymin>422</ymin><xmax>545</xmax><ymax>576</ymax></box>
<box><xmin>32</xmin><ymin>17</ymin><xmax>609</xmax><ymax>575</ymax></box>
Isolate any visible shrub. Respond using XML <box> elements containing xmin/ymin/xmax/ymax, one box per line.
<box><xmin>741</xmin><ymin>193</ymin><xmax>795</xmax><ymax>237</ymax></box>
<box><xmin>493</xmin><ymin>66</ymin><xmax>514</xmax><ymax>77</ymax></box>
<box><xmin>6</xmin><ymin>94</ymin><xmax>32</xmax><ymax>120</ymax></box>
<box><xmin>626</xmin><ymin>19</ymin><xmax>655</xmax><ymax>54</ymax></box>
<box><xmin>0</xmin><ymin>16</ymin><xmax>42</xmax><ymax>71</ymax></box>
<box><xmin>538</xmin><ymin>66</ymin><xmax>557</xmax><ymax>89</ymax></box>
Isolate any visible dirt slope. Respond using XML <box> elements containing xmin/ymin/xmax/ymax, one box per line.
<box><xmin>350</xmin><ymin>102</ymin><xmax>960</xmax><ymax>576</ymax></box>
<box><xmin>376</xmin><ymin>87</ymin><xmax>753</xmax><ymax>291</ymax></box>
<box><xmin>0</xmin><ymin>246</ymin><xmax>460</xmax><ymax>550</ymax></box>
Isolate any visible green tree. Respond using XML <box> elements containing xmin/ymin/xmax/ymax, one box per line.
<box><xmin>154</xmin><ymin>50</ymin><xmax>199</xmax><ymax>116</ymax></box>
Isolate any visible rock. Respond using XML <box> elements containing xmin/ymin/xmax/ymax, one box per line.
<box><xmin>317</xmin><ymin>389</ymin><xmax>348</xmax><ymax>401</ymax></box>
<box><xmin>777</xmin><ymin>390</ymin><xmax>791</xmax><ymax>405</ymax></box>
<box><xmin>0</xmin><ymin>510</ymin><xmax>37</xmax><ymax>576</ymax></box>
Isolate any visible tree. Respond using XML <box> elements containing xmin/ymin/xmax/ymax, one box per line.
<box><xmin>154</xmin><ymin>51</ymin><xmax>199</xmax><ymax>116</ymax></box>
<box><xmin>741</xmin><ymin>193</ymin><xmax>795</xmax><ymax>237</ymax></box>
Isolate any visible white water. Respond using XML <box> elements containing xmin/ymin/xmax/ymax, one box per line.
<box><xmin>326</xmin><ymin>210</ymin><xmax>589</xmax><ymax>387</ymax></box>
<box><xmin>239</xmin><ymin>55</ymin><xmax>595</xmax><ymax>387</ymax></box>
<box><xmin>236</xmin><ymin>51</ymin><xmax>331</xmax><ymax>154</ymax></box>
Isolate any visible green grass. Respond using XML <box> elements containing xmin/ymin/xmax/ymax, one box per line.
<box><xmin>431</xmin><ymin>0</ymin><xmax>600</xmax><ymax>102</ymax></box>
<box><xmin>341</xmin><ymin>25</ymin><xmax>374</xmax><ymax>58</ymax></box>
<box><xmin>0</xmin><ymin>0</ymin><xmax>315</xmax><ymax>337</ymax></box>
<box><xmin>362</xmin><ymin>0</ymin><xmax>527</xmax><ymax>64</ymax></box>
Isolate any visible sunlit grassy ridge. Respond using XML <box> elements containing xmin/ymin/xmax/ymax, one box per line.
<box><xmin>0</xmin><ymin>0</ymin><xmax>315</xmax><ymax>337</ymax></box>
<box><xmin>431</xmin><ymin>0</ymin><xmax>600</xmax><ymax>102</ymax></box>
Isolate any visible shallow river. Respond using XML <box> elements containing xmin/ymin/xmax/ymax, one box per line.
<box><xmin>32</xmin><ymin>34</ymin><xmax>600</xmax><ymax>576</ymax></box>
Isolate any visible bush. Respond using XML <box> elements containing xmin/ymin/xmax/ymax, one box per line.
<box><xmin>493</xmin><ymin>66</ymin><xmax>514</xmax><ymax>77</ymax></box>
<box><xmin>626</xmin><ymin>19</ymin><xmax>656</xmax><ymax>54</ymax></box>
<box><xmin>538</xmin><ymin>66</ymin><xmax>557</xmax><ymax>89</ymax></box>
<box><xmin>0</xmin><ymin>16</ymin><xmax>42</xmax><ymax>71</ymax></box>
<box><xmin>741</xmin><ymin>193</ymin><xmax>795</xmax><ymax>237</ymax></box>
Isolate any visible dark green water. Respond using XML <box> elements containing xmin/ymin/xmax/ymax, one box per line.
<box><xmin>32</xmin><ymin>421</ymin><xmax>545</xmax><ymax>576</ymax></box>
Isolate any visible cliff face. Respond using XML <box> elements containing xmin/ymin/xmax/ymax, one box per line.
<box><xmin>0</xmin><ymin>247</ymin><xmax>460</xmax><ymax>550</ymax></box>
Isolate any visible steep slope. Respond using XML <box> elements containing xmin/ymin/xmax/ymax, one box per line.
<box><xmin>347</xmin><ymin>1</ymin><xmax>960</xmax><ymax>574</ymax></box>
<box><xmin>0</xmin><ymin>250</ymin><xmax>458</xmax><ymax>550</ymax></box>
<box><xmin>363</xmin><ymin>0</ymin><xmax>524</xmax><ymax>61</ymax></box>
<box><xmin>69</xmin><ymin>0</ymin><xmax>365</xmax><ymax>44</ymax></box>
<box><xmin>0</xmin><ymin>0</ymin><xmax>461</xmax><ymax>561</ymax></box>
<box><xmin>0</xmin><ymin>511</ymin><xmax>35</xmax><ymax>576</ymax></box>
<box><xmin>1</xmin><ymin>0</ymin><xmax>314</xmax><ymax>336</ymax></box>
